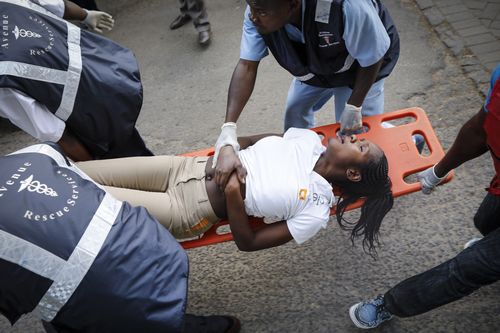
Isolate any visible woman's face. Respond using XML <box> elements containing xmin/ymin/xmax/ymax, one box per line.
<box><xmin>324</xmin><ymin>134</ymin><xmax>383</xmax><ymax>169</ymax></box>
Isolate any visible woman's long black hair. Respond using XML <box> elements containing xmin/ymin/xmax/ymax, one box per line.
<box><xmin>334</xmin><ymin>153</ymin><xmax>393</xmax><ymax>257</ymax></box>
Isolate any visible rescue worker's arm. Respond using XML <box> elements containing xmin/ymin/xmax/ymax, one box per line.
<box><xmin>339</xmin><ymin>59</ymin><xmax>383</xmax><ymax>134</ymax></box>
<box><xmin>225</xmin><ymin>59</ymin><xmax>260</xmax><ymax>123</ymax></box>
<box><xmin>418</xmin><ymin>108</ymin><xmax>489</xmax><ymax>193</ymax></box>
<box><xmin>62</xmin><ymin>0</ymin><xmax>87</xmax><ymax>21</ymax></box>
<box><xmin>62</xmin><ymin>0</ymin><xmax>114</xmax><ymax>33</ymax></box>
<box><xmin>224</xmin><ymin>172</ymin><xmax>293</xmax><ymax>251</ymax></box>
<box><xmin>58</xmin><ymin>129</ymin><xmax>93</xmax><ymax>162</ymax></box>
<box><xmin>434</xmin><ymin>108</ymin><xmax>488</xmax><ymax>177</ymax></box>
<box><xmin>213</xmin><ymin>59</ymin><xmax>260</xmax><ymax>189</ymax></box>
<box><xmin>348</xmin><ymin>59</ymin><xmax>383</xmax><ymax>107</ymax></box>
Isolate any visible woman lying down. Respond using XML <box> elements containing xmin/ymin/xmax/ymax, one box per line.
<box><xmin>77</xmin><ymin>128</ymin><xmax>393</xmax><ymax>254</ymax></box>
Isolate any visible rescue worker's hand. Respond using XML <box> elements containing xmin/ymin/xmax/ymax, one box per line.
<box><xmin>417</xmin><ymin>165</ymin><xmax>447</xmax><ymax>194</ymax></box>
<box><xmin>339</xmin><ymin>104</ymin><xmax>363</xmax><ymax>135</ymax></box>
<box><xmin>213</xmin><ymin>122</ymin><xmax>240</xmax><ymax>168</ymax></box>
<box><xmin>83</xmin><ymin>10</ymin><xmax>115</xmax><ymax>33</ymax></box>
<box><xmin>214</xmin><ymin>146</ymin><xmax>247</xmax><ymax>191</ymax></box>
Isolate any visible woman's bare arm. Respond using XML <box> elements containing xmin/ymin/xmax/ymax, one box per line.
<box><xmin>236</xmin><ymin>133</ymin><xmax>281</xmax><ymax>150</ymax></box>
<box><xmin>224</xmin><ymin>173</ymin><xmax>293</xmax><ymax>251</ymax></box>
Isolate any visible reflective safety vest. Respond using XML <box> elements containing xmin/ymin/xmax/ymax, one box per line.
<box><xmin>261</xmin><ymin>0</ymin><xmax>399</xmax><ymax>88</ymax></box>
<box><xmin>0</xmin><ymin>0</ymin><xmax>152</xmax><ymax>159</ymax></box>
<box><xmin>0</xmin><ymin>144</ymin><xmax>188</xmax><ymax>332</ymax></box>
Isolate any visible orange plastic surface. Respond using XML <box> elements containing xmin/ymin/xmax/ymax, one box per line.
<box><xmin>180</xmin><ymin>107</ymin><xmax>453</xmax><ymax>249</ymax></box>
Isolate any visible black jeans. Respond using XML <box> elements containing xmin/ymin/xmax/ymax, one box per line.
<box><xmin>384</xmin><ymin>193</ymin><xmax>500</xmax><ymax>317</ymax></box>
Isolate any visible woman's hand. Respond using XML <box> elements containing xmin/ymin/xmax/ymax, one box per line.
<box><xmin>216</xmin><ymin>146</ymin><xmax>247</xmax><ymax>191</ymax></box>
<box><xmin>224</xmin><ymin>170</ymin><xmax>241</xmax><ymax>194</ymax></box>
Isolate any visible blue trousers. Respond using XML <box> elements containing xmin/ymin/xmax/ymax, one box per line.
<box><xmin>384</xmin><ymin>193</ymin><xmax>500</xmax><ymax>317</ymax></box>
<box><xmin>283</xmin><ymin>78</ymin><xmax>385</xmax><ymax>130</ymax></box>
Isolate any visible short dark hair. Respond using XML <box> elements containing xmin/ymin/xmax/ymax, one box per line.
<box><xmin>334</xmin><ymin>153</ymin><xmax>393</xmax><ymax>258</ymax></box>
<box><xmin>248</xmin><ymin>0</ymin><xmax>294</xmax><ymax>10</ymax></box>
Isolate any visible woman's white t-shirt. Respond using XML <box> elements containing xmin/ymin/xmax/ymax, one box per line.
<box><xmin>238</xmin><ymin>128</ymin><xmax>334</xmax><ymax>244</ymax></box>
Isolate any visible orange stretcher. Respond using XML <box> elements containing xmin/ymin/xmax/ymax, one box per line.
<box><xmin>180</xmin><ymin>107</ymin><xmax>453</xmax><ymax>249</ymax></box>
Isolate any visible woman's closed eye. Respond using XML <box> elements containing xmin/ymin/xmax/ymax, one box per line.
<box><xmin>359</xmin><ymin>141</ymin><xmax>369</xmax><ymax>152</ymax></box>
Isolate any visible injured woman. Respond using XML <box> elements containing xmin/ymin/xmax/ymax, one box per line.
<box><xmin>77</xmin><ymin>128</ymin><xmax>393</xmax><ymax>254</ymax></box>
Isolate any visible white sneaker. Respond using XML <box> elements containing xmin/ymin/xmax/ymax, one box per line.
<box><xmin>463</xmin><ymin>237</ymin><xmax>483</xmax><ymax>249</ymax></box>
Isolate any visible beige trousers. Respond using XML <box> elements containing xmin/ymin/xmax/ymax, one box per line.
<box><xmin>77</xmin><ymin>156</ymin><xmax>219</xmax><ymax>239</ymax></box>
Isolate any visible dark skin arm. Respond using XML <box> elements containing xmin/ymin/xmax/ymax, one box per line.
<box><xmin>224</xmin><ymin>172</ymin><xmax>293</xmax><ymax>251</ymax></box>
<box><xmin>225</xmin><ymin>59</ymin><xmax>260</xmax><ymax>123</ymax></box>
<box><xmin>57</xmin><ymin>129</ymin><xmax>92</xmax><ymax>161</ymax></box>
<box><xmin>347</xmin><ymin>59</ymin><xmax>383</xmax><ymax>107</ymax></box>
<box><xmin>434</xmin><ymin>108</ymin><xmax>489</xmax><ymax>177</ymax></box>
<box><xmin>62</xmin><ymin>0</ymin><xmax>87</xmax><ymax>21</ymax></box>
<box><xmin>237</xmin><ymin>133</ymin><xmax>281</xmax><ymax>149</ymax></box>
<box><xmin>215</xmin><ymin>60</ymin><xmax>260</xmax><ymax>188</ymax></box>
<box><xmin>214</xmin><ymin>132</ymin><xmax>281</xmax><ymax>190</ymax></box>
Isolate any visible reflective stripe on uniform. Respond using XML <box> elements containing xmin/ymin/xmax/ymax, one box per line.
<box><xmin>7</xmin><ymin>144</ymin><xmax>123</xmax><ymax>322</ymax></box>
<box><xmin>0</xmin><ymin>62</ymin><xmax>67</xmax><ymax>85</ymax></box>
<box><xmin>34</xmin><ymin>192</ymin><xmax>121</xmax><ymax>321</ymax></box>
<box><xmin>334</xmin><ymin>54</ymin><xmax>355</xmax><ymax>74</ymax></box>
<box><xmin>0</xmin><ymin>0</ymin><xmax>83</xmax><ymax>122</ymax></box>
<box><xmin>0</xmin><ymin>229</ymin><xmax>66</xmax><ymax>280</ymax></box>
<box><xmin>0</xmin><ymin>0</ymin><xmax>63</xmax><ymax>21</ymax></box>
<box><xmin>55</xmin><ymin>23</ymin><xmax>82</xmax><ymax>121</ymax></box>
<box><xmin>295</xmin><ymin>73</ymin><xmax>315</xmax><ymax>81</ymax></box>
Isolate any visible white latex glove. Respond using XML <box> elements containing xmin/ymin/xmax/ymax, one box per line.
<box><xmin>339</xmin><ymin>104</ymin><xmax>363</xmax><ymax>135</ymax></box>
<box><xmin>83</xmin><ymin>10</ymin><xmax>115</xmax><ymax>33</ymax></box>
<box><xmin>212</xmin><ymin>122</ymin><xmax>240</xmax><ymax>168</ymax></box>
<box><xmin>417</xmin><ymin>165</ymin><xmax>447</xmax><ymax>194</ymax></box>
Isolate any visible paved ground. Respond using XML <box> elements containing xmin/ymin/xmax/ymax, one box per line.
<box><xmin>415</xmin><ymin>0</ymin><xmax>500</xmax><ymax>94</ymax></box>
<box><xmin>1</xmin><ymin>0</ymin><xmax>499</xmax><ymax>332</ymax></box>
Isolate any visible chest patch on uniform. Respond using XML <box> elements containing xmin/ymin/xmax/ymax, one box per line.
<box><xmin>315</xmin><ymin>0</ymin><xmax>333</xmax><ymax>24</ymax></box>
<box><xmin>318</xmin><ymin>31</ymin><xmax>338</xmax><ymax>48</ymax></box>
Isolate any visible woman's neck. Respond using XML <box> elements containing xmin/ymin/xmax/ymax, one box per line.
<box><xmin>313</xmin><ymin>154</ymin><xmax>332</xmax><ymax>181</ymax></box>
<box><xmin>314</xmin><ymin>153</ymin><xmax>349</xmax><ymax>184</ymax></box>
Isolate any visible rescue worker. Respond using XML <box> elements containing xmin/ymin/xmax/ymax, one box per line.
<box><xmin>349</xmin><ymin>64</ymin><xmax>500</xmax><ymax>328</ymax></box>
<box><xmin>0</xmin><ymin>0</ymin><xmax>152</xmax><ymax>161</ymax></box>
<box><xmin>212</xmin><ymin>0</ymin><xmax>400</xmax><ymax>188</ymax></box>
<box><xmin>0</xmin><ymin>143</ymin><xmax>240</xmax><ymax>333</ymax></box>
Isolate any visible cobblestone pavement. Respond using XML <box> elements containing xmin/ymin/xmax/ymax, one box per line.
<box><xmin>415</xmin><ymin>0</ymin><xmax>500</xmax><ymax>94</ymax></box>
<box><xmin>1</xmin><ymin>0</ymin><xmax>499</xmax><ymax>332</ymax></box>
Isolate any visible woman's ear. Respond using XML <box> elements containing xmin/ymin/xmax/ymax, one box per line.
<box><xmin>346</xmin><ymin>168</ymin><xmax>362</xmax><ymax>182</ymax></box>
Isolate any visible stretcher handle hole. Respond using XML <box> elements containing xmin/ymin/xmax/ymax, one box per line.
<box><xmin>381</xmin><ymin>115</ymin><xmax>417</xmax><ymax>127</ymax></box>
<box><xmin>333</xmin><ymin>124</ymin><xmax>371</xmax><ymax>136</ymax></box>
<box><xmin>403</xmin><ymin>171</ymin><xmax>420</xmax><ymax>185</ymax></box>
<box><xmin>413</xmin><ymin>130</ymin><xmax>430</xmax><ymax>157</ymax></box>
<box><xmin>215</xmin><ymin>224</ymin><xmax>231</xmax><ymax>235</ymax></box>
<box><xmin>316</xmin><ymin>131</ymin><xmax>326</xmax><ymax>145</ymax></box>
<box><xmin>403</xmin><ymin>166</ymin><xmax>434</xmax><ymax>185</ymax></box>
